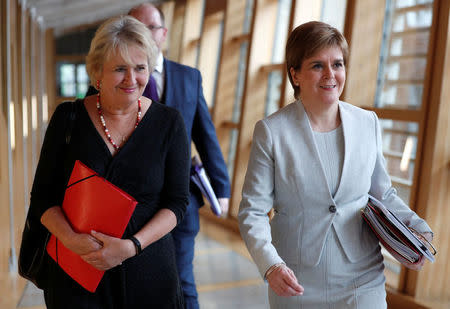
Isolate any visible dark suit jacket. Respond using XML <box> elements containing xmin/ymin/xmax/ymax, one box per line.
<box><xmin>161</xmin><ymin>59</ymin><xmax>230</xmax><ymax>205</ymax></box>
<box><xmin>86</xmin><ymin>58</ymin><xmax>230</xmax><ymax>206</ymax></box>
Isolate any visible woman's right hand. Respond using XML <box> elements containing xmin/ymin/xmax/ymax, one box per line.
<box><xmin>63</xmin><ymin>232</ymin><xmax>103</xmax><ymax>256</ymax></box>
<box><xmin>267</xmin><ymin>264</ymin><xmax>304</xmax><ymax>297</ymax></box>
<box><xmin>40</xmin><ymin>206</ymin><xmax>103</xmax><ymax>255</ymax></box>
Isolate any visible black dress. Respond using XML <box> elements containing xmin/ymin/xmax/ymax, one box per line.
<box><xmin>29</xmin><ymin>100</ymin><xmax>190</xmax><ymax>308</ymax></box>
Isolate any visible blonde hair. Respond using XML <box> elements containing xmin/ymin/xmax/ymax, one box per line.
<box><xmin>86</xmin><ymin>15</ymin><xmax>158</xmax><ymax>86</ymax></box>
<box><xmin>286</xmin><ymin>21</ymin><xmax>349</xmax><ymax>99</ymax></box>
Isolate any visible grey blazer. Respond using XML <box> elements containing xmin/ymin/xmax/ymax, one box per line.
<box><xmin>238</xmin><ymin>100</ymin><xmax>432</xmax><ymax>278</ymax></box>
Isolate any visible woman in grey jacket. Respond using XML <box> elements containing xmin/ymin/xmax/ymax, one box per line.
<box><xmin>238</xmin><ymin>21</ymin><xmax>433</xmax><ymax>308</ymax></box>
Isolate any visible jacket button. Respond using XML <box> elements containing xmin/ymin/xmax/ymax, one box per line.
<box><xmin>329</xmin><ymin>205</ymin><xmax>336</xmax><ymax>213</ymax></box>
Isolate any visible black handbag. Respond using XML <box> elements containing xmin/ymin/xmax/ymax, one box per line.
<box><xmin>18</xmin><ymin>101</ymin><xmax>78</xmax><ymax>288</ymax></box>
<box><xmin>18</xmin><ymin>213</ymin><xmax>51</xmax><ymax>288</ymax></box>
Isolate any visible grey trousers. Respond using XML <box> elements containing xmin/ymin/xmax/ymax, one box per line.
<box><xmin>269</xmin><ymin>227</ymin><xmax>387</xmax><ymax>309</ymax></box>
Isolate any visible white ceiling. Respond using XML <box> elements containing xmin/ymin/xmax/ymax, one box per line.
<box><xmin>24</xmin><ymin>0</ymin><xmax>160</xmax><ymax>37</ymax></box>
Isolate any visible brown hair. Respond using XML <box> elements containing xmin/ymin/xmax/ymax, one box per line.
<box><xmin>285</xmin><ymin>21</ymin><xmax>348</xmax><ymax>99</ymax></box>
<box><xmin>86</xmin><ymin>15</ymin><xmax>158</xmax><ymax>86</ymax></box>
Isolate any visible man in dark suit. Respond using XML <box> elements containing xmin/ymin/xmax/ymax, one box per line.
<box><xmin>129</xmin><ymin>4</ymin><xmax>231</xmax><ymax>308</ymax></box>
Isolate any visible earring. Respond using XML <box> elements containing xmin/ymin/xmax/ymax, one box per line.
<box><xmin>96</xmin><ymin>80</ymin><xmax>101</xmax><ymax>90</ymax></box>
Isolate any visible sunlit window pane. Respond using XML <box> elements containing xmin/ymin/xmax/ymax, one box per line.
<box><xmin>58</xmin><ymin>62</ymin><xmax>91</xmax><ymax>98</ymax></box>
<box><xmin>379</xmin><ymin>84</ymin><xmax>423</xmax><ymax>108</ymax></box>
<box><xmin>61</xmin><ymin>83</ymin><xmax>76</xmax><ymax>97</ymax></box>
<box><xmin>271</xmin><ymin>0</ymin><xmax>291</xmax><ymax>63</ymax></box>
<box><xmin>396</xmin><ymin>0</ymin><xmax>433</xmax><ymax>9</ymax></box>
<box><xmin>379</xmin><ymin>118</ymin><xmax>419</xmax><ymax>289</ymax></box>
<box><xmin>60</xmin><ymin>64</ymin><xmax>75</xmax><ymax>83</ymax></box>
<box><xmin>390</xmin><ymin>32</ymin><xmax>429</xmax><ymax>56</ymax></box>
<box><xmin>77</xmin><ymin>64</ymin><xmax>89</xmax><ymax>83</ymax></box>
<box><xmin>380</xmin><ymin>119</ymin><xmax>418</xmax><ymax>206</ymax></box>
<box><xmin>321</xmin><ymin>0</ymin><xmax>348</xmax><ymax>32</ymax></box>
<box><xmin>227</xmin><ymin>0</ymin><xmax>254</xmax><ymax>183</ymax></box>
<box><xmin>77</xmin><ymin>83</ymin><xmax>89</xmax><ymax>98</ymax></box>
<box><xmin>375</xmin><ymin>0</ymin><xmax>434</xmax><ymax>109</ymax></box>
<box><xmin>265</xmin><ymin>71</ymin><xmax>282</xmax><ymax>117</ymax></box>
<box><xmin>385</xmin><ymin>58</ymin><xmax>427</xmax><ymax>81</ymax></box>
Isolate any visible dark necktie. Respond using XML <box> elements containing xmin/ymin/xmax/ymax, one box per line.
<box><xmin>143</xmin><ymin>74</ymin><xmax>159</xmax><ymax>102</ymax></box>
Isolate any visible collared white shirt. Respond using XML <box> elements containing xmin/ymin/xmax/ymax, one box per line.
<box><xmin>152</xmin><ymin>52</ymin><xmax>165</xmax><ymax>99</ymax></box>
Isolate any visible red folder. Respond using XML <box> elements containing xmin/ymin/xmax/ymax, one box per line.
<box><xmin>46</xmin><ymin>160</ymin><xmax>137</xmax><ymax>292</ymax></box>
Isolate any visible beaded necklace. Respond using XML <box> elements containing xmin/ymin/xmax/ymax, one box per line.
<box><xmin>96</xmin><ymin>93</ymin><xmax>142</xmax><ymax>151</ymax></box>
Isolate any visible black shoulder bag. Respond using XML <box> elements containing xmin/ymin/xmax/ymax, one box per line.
<box><xmin>18</xmin><ymin>101</ymin><xmax>78</xmax><ymax>288</ymax></box>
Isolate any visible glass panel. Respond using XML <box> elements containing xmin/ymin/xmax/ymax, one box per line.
<box><xmin>210</xmin><ymin>20</ymin><xmax>224</xmax><ymax>108</ymax></box>
<box><xmin>271</xmin><ymin>0</ymin><xmax>291</xmax><ymax>63</ymax></box>
<box><xmin>379</xmin><ymin>118</ymin><xmax>419</xmax><ymax>288</ymax></box>
<box><xmin>76</xmin><ymin>64</ymin><xmax>89</xmax><ymax>98</ymax></box>
<box><xmin>77</xmin><ymin>83</ymin><xmax>89</xmax><ymax>98</ymax></box>
<box><xmin>380</xmin><ymin>119</ymin><xmax>418</xmax><ymax>204</ymax></box>
<box><xmin>194</xmin><ymin>0</ymin><xmax>206</xmax><ymax>68</ymax></box>
<box><xmin>390</xmin><ymin>32</ymin><xmax>429</xmax><ymax>56</ymax></box>
<box><xmin>227</xmin><ymin>128</ymin><xmax>239</xmax><ymax>181</ymax></box>
<box><xmin>385</xmin><ymin>57</ymin><xmax>427</xmax><ymax>81</ymax></box>
<box><xmin>396</xmin><ymin>0</ymin><xmax>433</xmax><ymax>9</ymax></box>
<box><xmin>61</xmin><ymin>83</ymin><xmax>76</xmax><ymax>97</ymax></box>
<box><xmin>265</xmin><ymin>71</ymin><xmax>282</xmax><ymax>117</ymax></box>
<box><xmin>59</xmin><ymin>63</ymin><xmax>88</xmax><ymax>97</ymax></box>
<box><xmin>374</xmin><ymin>0</ymin><xmax>434</xmax><ymax>109</ymax></box>
<box><xmin>392</xmin><ymin>8</ymin><xmax>433</xmax><ymax>31</ymax></box>
<box><xmin>76</xmin><ymin>64</ymin><xmax>89</xmax><ymax>83</ymax></box>
<box><xmin>380</xmin><ymin>84</ymin><xmax>423</xmax><ymax>108</ymax></box>
<box><xmin>321</xmin><ymin>0</ymin><xmax>348</xmax><ymax>32</ymax></box>
<box><xmin>227</xmin><ymin>0</ymin><xmax>254</xmax><ymax>179</ymax></box>
<box><xmin>60</xmin><ymin>64</ymin><xmax>75</xmax><ymax>83</ymax></box>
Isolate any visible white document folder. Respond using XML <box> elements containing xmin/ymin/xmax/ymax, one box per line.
<box><xmin>190</xmin><ymin>156</ymin><xmax>222</xmax><ymax>216</ymax></box>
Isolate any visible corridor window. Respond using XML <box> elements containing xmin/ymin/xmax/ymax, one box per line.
<box><xmin>371</xmin><ymin>0</ymin><xmax>435</xmax><ymax>290</ymax></box>
<box><xmin>57</xmin><ymin>63</ymin><xmax>89</xmax><ymax>98</ymax></box>
<box><xmin>375</xmin><ymin>0</ymin><xmax>433</xmax><ymax>109</ymax></box>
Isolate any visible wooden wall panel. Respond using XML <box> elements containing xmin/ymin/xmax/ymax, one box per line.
<box><xmin>46</xmin><ymin>29</ymin><xmax>57</xmax><ymax>119</ymax></box>
<box><xmin>160</xmin><ymin>1</ymin><xmax>175</xmax><ymax>55</ymax></box>
<box><xmin>25</xmin><ymin>12</ymin><xmax>34</xmax><ymax>195</ymax></box>
<box><xmin>231</xmin><ymin>0</ymin><xmax>279</xmax><ymax>216</ymax></box>
<box><xmin>342</xmin><ymin>0</ymin><xmax>385</xmax><ymax>107</ymax></box>
<box><xmin>198</xmin><ymin>10</ymin><xmax>224</xmax><ymax>106</ymax></box>
<box><xmin>282</xmin><ymin>0</ymin><xmax>323</xmax><ymax>107</ymax></box>
<box><xmin>0</xmin><ymin>0</ymin><xmax>11</xmax><ymax>276</ymax></box>
<box><xmin>282</xmin><ymin>0</ymin><xmax>326</xmax><ymax>107</ymax></box>
<box><xmin>212</xmin><ymin>0</ymin><xmax>249</xmax><ymax>169</ymax></box>
<box><xmin>292</xmin><ymin>0</ymin><xmax>322</xmax><ymax>26</ymax></box>
<box><xmin>12</xmin><ymin>0</ymin><xmax>26</xmax><ymax>255</ymax></box>
<box><xmin>29</xmin><ymin>16</ymin><xmax>38</xmax><ymax>174</ymax></box>
<box><xmin>179</xmin><ymin>0</ymin><xmax>204</xmax><ymax>67</ymax></box>
<box><xmin>204</xmin><ymin>0</ymin><xmax>226</xmax><ymax>16</ymax></box>
<box><xmin>167</xmin><ymin>0</ymin><xmax>186</xmax><ymax>62</ymax></box>
<box><xmin>411</xmin><ymin>0</ymin><xmax>450</xmax><ymax>305</ymax></box>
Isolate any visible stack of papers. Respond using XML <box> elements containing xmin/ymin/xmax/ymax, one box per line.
<box><xmin>190</xmin><ymin>156</ymin><xmax>222</xmax><ymax>216</ymax></box>
<box><xmin>361</xmin><ymin>196</ymin><xmax>435</xmax><ymax>264</ymax></box>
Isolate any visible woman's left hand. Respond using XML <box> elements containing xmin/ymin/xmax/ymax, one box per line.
<box><xmin>398</xmin><ymin>253</ymin><xmax>426</xmax><ymax>271</ymax></box>
<box><xmin>394</xmin><ymin>231</ymin><xmax>433</xmax><ymax>271</ymax></box>
<box><xmin>81</xmin><ymin>230</ymin><xmax>134</xmax><ymax>271</ymax></box>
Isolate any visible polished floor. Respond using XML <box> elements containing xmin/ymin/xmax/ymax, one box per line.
<box><xmin>12</xmin><ymin>217</ymin><xmax>269</xmax><ymax>309</ymax></box>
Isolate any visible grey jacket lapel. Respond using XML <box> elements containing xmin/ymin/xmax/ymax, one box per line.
<box><xmin>296</xmin><ymin>101</ymin><xmax>334</xmax><ymax>201</ymax></box>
